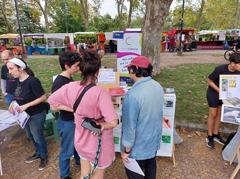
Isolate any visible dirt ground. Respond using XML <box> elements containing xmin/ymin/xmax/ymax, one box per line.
<box><xmin>1</xmin><ymin>50</ymin><xmax>239</xmax><ymax>179</ymax></box>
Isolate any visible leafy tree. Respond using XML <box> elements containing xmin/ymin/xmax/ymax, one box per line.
<box><xmin>18</xmin><ymin>3</ymin><xmax>43</xmax><ymax>33</ymax></box>
<box><xmin>32</xmin><ymin>0</ymin><xmax>50</xmax><ymax>32</ymax></box>
<box><xmin>0</xmin><ymin>0</ymin><xmax>14</xmax><ymax>32</ymax></box>
<box><xmin>204</xmin><ymin>0</ymin><xmax>237</xmax><ymax>29</ymax></box>
<box><xmin>127</xmin><ymin>0</ymin><xmax>140</xmax><ymax>27</ymax></box>
<box><xmin>90</xmin><ymin>0</ymin><xmax>103</xmax><ymax>16</ymax></box>
<box><xmin>50</xmin><ymin>0</ymin><xmax>84</xmax><ymax>32</ymax></box>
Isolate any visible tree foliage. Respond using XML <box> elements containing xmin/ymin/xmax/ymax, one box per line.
<box><xmin>50</xmin><ymin>0</ymin><xmax>84</xmax><ymax>32</ymax></box>
<box><xmin>18</xmin><ymin>3</ymin><xmax>43</xmax><ymax>33</ymax></box>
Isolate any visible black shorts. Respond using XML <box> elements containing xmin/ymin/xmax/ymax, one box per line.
<box><xmin>206</xmin><ymin>88</ymin><xmax>222</xmax><ymax>108</ymax></box>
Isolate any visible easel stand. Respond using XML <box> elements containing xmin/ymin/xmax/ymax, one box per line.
<box><xmin>0</xmin><ymin>154</ymin><xmax>2</xmax><ymax>176</ymax></box>
<box><xmin>172</xmin><ymin>144</ymin><xmax>176</xmax><ymax>167</ymax></box>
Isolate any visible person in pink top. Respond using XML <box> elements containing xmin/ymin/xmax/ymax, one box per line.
<box><xmin>48</xmin><ymin>50</ymin><xmax>118</xmax><ymax>179</ymax></box>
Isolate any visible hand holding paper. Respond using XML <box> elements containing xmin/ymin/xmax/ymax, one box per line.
<box><xmin>123</xmin><ymin>158</ymin><xmax>145</xmax><ymax>176</ymax></box>
<box><xmin>9</xmin><ymin>101</ymin><xmax>30</xmax><ymax>128</ymax></box>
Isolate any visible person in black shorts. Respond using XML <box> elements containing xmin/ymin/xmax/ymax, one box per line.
<box><xmin>206</xmin><ymin>52</ymin><xmax>240</xmax><ymax>149</ymax></box>
<box><xmin>51</xmin><ymin>52</ymin><xmax>81</xmax><ymax>179</ymax></box>
<box><xmin>7</xmin><ymin>58</ymin><xmax>48</xmax><ymax>170</ymax></box>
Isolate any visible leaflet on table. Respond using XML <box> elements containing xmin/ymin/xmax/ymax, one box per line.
<box><xmin>10</xmin><ymin>101</ymin><xmax>30</xmax><ymax>128</ymax></box>
<box><xmin>0</xmin><ymin>110</ymin><xmax>17</xmax><ymax>132</ymax></box>
<box><xmin>219</xmin><ymin>75</ymin><xmax>240</xmax><ymax>100</ymax></box>
<box><xmin>98</xmin><ymin>69</ymin><xmax>116</xmax><ymax>83</ymax></box>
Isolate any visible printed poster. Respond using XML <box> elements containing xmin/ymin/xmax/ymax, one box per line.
<box><xmin>221</xmin><ymin>105</ymin><xmax>240</xmax><ymax>125</ymax></box>
<box><xmin>157</xmin><ymin>90</ymin><xmax>176</xmax><ymax>157</ymax></box>
<box><xmin>117</xmin><ymin>31</ymin><xmax>142</xmax><ymax>75</ymax></box>
<box><xmin>220</xmin><ymin>75</ymin><xmax>240</xmax><ymax>100</ymax></box>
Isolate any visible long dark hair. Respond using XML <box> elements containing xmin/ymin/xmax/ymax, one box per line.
<box><xmin>16</xmin><ymin>59</ymin><xmax>35</xmax><ymax>76</ymax></box>
<box><xmin>79</xmin><ymin>49</ymin><xmax>101</xmax><ymax>85</ymax></box>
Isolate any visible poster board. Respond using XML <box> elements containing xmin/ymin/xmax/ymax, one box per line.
<box><xmin>220</xmin><ymin>75</ymin><xmax>240</xmax><ymax>100</ymax></box>
<box><xmin>157</xmin><ymin>88</ymin><xmax>176</xmax><ymax>157</ymax></box>
<box><xmin>112</xmin><ymin>88</ymin><xmax>177</xmax><ymax>158</ymax></box>
<box><xmin>221</xmin><ymin>105</ymin><xmax>240</xmax><ymax>125</ymax></box>
<box><xmin>97</xmin><ymin>69</ymin><xmax>120</xmax><ymax>89</ymax></box>
<box><xmin>47</xmin><ymin>38</ymin><xmax>64</xmax><ymax>48</ymax></box>
<box><xmin>117</xmin><ymin>31</ymin><xmax>142</xmax><ymax>76</ymax></box>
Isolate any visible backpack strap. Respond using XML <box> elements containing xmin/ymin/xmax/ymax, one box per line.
<box><xmin>73</xmin><ymin>83</ymin><xmax>96</xmax><ymax>113</ymax></box>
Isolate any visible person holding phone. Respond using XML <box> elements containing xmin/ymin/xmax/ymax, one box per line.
<box><xmin>48</xmin><ymin>50</ymin><xmax>118</xmax><ymax>179</ymax></box>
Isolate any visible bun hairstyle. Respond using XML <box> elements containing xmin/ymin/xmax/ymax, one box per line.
<box><xmin>229</xmin><ymin>52</ymin><xmax>240</xmax><ymax>64</ymax></box>
<box><xmin>78</xmin><ymin>49</ymin><xmax>101</xmax><ymax>85</ymax></box>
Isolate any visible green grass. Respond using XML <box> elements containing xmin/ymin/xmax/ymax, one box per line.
<box><xmin>154</xmin><ymin>64</ymin><xmax>219</xmax><ymax>124</ymax></box>
<box><xmin>1</xmin><ymin>56</ymin><xmax>219</xmax><ymax>124</ymax></box>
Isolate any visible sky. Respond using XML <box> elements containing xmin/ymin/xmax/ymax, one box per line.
<box><xmin>97</xmin><ymin>0</ymin><xmax>186</xmax><ymax>18</ymax></box>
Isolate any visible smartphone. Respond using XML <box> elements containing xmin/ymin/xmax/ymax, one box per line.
<box><xmin>81</xmin><ymin>117</ymin><xmax>101</xmax><ymax>134</ymax></box>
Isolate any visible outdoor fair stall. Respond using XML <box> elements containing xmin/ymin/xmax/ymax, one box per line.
<box><xmin>197</xmin><ymin>29</ymin><xmax>240</xmax><ymax>50</ymax></box>
<box><xmin>74</xmin><ymin>32</ymin><xmax>97</xmax><ymax>51</ymax></box>
<box><xmin>166</xmin><ymin>28</ymin><xmax>196</xmax><ymax>52</ymax></box>
<box><xmin>44</xmin><ymin>33</ymin><xmax>74</xmax><ymax>55</ymax></box>
<box><xmin>23</xmin><ymin>34</ymin><xmax>46</xmax><ymax>55</ymax></box>
<box><xmin>0</xmin><ymin>33</ymin><xmax>23</xmax><ymax>55</ymax></box>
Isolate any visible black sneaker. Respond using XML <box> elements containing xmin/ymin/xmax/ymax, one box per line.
<box><xmin>213</xmin><ymin>134</ymin><xmax>226</xmax><ymax>145</ymax></box>
<box><xmin>25</xmin><ymin>153</ymin><xmax>40</xmax><ymax>163</ymax></box>
<box><xmin>206</xmin><ymin>136</ymin><xmax>215</xmax><ymax>149</ymax></box>
<box><xmin>38</xmin><ymin>158</ymin><xmax>48</xmax><ymax>171</ymax></box>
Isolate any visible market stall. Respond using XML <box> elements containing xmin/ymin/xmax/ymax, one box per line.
<box><xmin>23</xmin><ymin>34</ymin><xmax>46</xmax><ymax>55</ymax></box>
<box><xmin>163</xmin><ymin>28</ymin><xmax>196</xmax><ymax>52</ymax></box>
<box><xmin>0</xmin><ymin>34</ymin><xmax>23</xmax><ymax>55</ymax></box>
<box><xmin>44</xmin><ymin>33</ymin><xmax>74</xmax><ymax>55</ymax></box>
<box><xmin>197</xmin><ymin>29</ymin><xmax>240</xmax><ymax>50</ymax></box>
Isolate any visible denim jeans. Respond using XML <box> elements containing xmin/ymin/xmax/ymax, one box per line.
<box><xmin>57</xmin><ymin>118</ymin><xmax>80</xmax><ymax>177</ymax></box>
<box><xmin>24</xmin><ymin>111</ymin><xmax>48</xmax><ymax>159</ymax></box>
<box><xmin>125</xmin><ymin>157</ymin><xmax>156</xmax><ymax>179</ymax></box>
<box><xmin>5</xmin><ymin>93</ymin><xmax>14</xmax><ymax>107</ymax></box>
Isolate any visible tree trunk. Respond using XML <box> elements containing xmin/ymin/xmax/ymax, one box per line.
<box><xmin>34</xmin><ymin>0</ymin><xmax>49</xmax><ymax>32</ymax></box>
<box><xmin>116</xmin><ymin>0</ymin><xmax>125</xmax><ymax>19</ymax></box>
<box><xmin>195</xmin><ymin>0</ymin><xmax>205</xmax><ymax>30</ymax></box>
<box><xmin>1</xmin><ymin>0</ymin><xmax>12</xmax><ymax>32</ymax></box>
<box><xmin>80</xmin><ymin>0</ymin><xmax>89</xmax><ymax>30</ymax></box>
<box><xmin>142</xmin><ymin>0</ymin><xmax>173</xmax><ymax>75</ymax></box>
<box><xmin>235</xmin><ymin>0</ymin><xmax>240</xmax><ymax>27</ymax></box>
<box><xmin>127</xmin><ymin>0</ymin><xmax>133</xmax><ymax>27</ymax></box>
